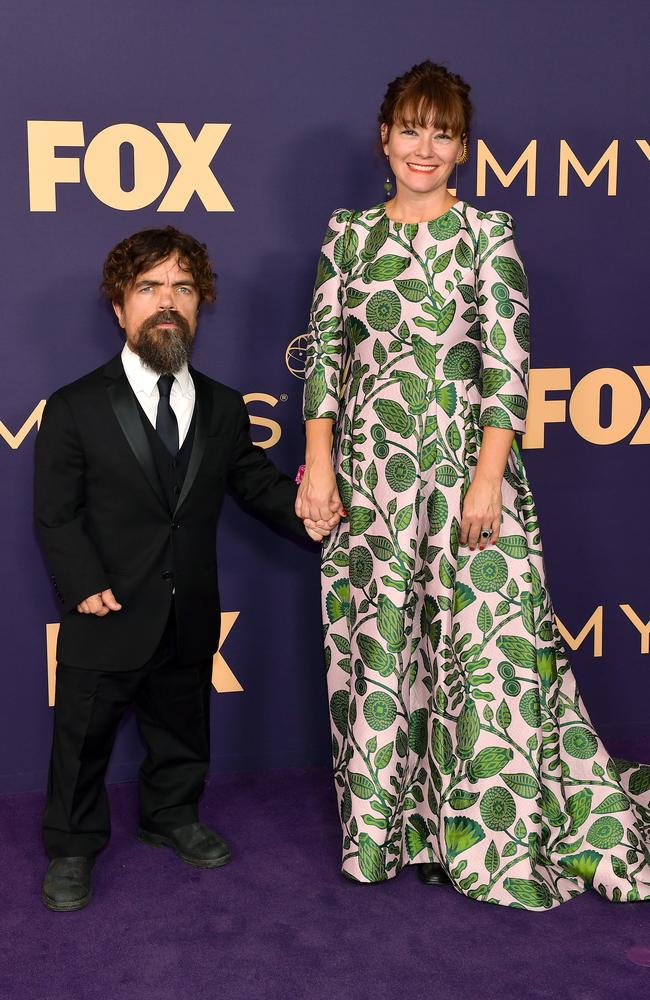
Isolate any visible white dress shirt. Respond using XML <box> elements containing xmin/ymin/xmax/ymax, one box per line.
<box><xmin>121</xmin><ymin>343</ymin><xmax>195</xmax><ymax>446</ymax></box>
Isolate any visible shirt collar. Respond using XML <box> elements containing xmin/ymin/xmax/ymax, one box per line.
<box><xmin>121</xmin><ymin>342</ymin><xmax>192</xmax><ymax>398</ymax></box>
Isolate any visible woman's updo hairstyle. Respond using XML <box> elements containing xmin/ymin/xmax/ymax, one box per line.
<box><xmin>378</xmin><ymin>61</ymin><xmax>473</xmax><ymax>143</ymax></box>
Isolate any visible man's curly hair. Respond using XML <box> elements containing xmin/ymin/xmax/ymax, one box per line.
<box><xmin>101</xmin><ymin>226</ymin><xmax>216</xmax><ymax>306</ymax></box>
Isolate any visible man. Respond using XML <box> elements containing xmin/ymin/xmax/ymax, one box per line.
<box><xmin>35</xmin><ymin>226</ymin><xmax>335</xmax><ymax>911</ymax></box>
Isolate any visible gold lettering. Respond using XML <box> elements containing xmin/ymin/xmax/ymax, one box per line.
<box><xmin>243</xmin><ymin>393</ymin><xmax>282</xmax><ymax>449</ymax></box>
<box><xmin>83</xmin><ymin>124</ymin><xmax>169</xmax><ymax>210</ymax></box>
<box><xmin>476</xmin><ymin>140</ymin><xmax>537</xmax><ymax>197</ymax></box>
<box><xmin>27</xmin><ymin>121</ymin><xmax>84</xmax><ymax>212</ymax></box>
<box><xmin>630</xmin><ymin>366</ymin><xmax>650</xmax><ymax>444</ymax></box>
<box><xmin>635</xmin><ymin>139</ymin><xmax>650</xmax><ymax>162</ymax></box>
<box><xmin>620</xmin><ymin>604</ymin><xmax>650</xmax><ymax>654</ymax></box>
<box><xmin>521</xmin><ymin>369</ymin><xmax>570</xmax><ymax>449</ymax></box>
<box><xmin>555</xmin><ymin>606</ymin><xmax>603</xmax><ymax>657</ymax></box>
<box><xmin>157</xmin><ymin>123</ymin><xmax>234</xmax><ymax>212</ymax></box>
<box><xmin>559</xmin><ymin>139</ymin><xmax>618</xmax><ymax>196</ymax></box>
<box><xmin>48</xmin><ymin>612</ymin><xmax>243</xmax><ymax>705</ymax></box>
<box><xmin>569</xmin><ymin>368</ymin><xmax>640</xmax><ymax>444</ymax></box>
<box><xmin>0</xmin><ymin>400</ymin><xmax>46</xmax><ymax>449</ymax></box>
<box><xmin>212</xmin><ymin>611</ymin><xmax>243</xmax><ymax>692</ymax></box>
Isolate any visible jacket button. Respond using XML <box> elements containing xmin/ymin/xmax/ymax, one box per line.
<box><xmin>162</xmin><ymin>570</ymin><xmax>173</xmax><ymax>581</ymax></box>
<box><xmin>172</xmin><ymin>521</ymin><xmax>180</xmax><ymax>530</ymax></box>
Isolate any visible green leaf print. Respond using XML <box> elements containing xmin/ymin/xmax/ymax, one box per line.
<box><xmin>346</xmin><ymin>286</ymin><xmax>369</xmax><ymax>308</ymax></box>
<box><xmin>454</xmin><ymin>238</ymin><xmax>474</xmax><ymax>269</ymax></box>
<box><xmin>492</xmin><ymin>255</ymin><xmax>529</xmax><ymax>296</ymax></box>
<box><xmin>334</xmin><ymin>228</ymin><xmax>359</xmax><ymax>271</ymax></box>
<box><xmin>566</xmin><ymin>788</ymin><xmax>594</xmax><ymax>835</ymax></box>
<box><xmin>358</xmin><ymin>833</ymin><xmax>386</xmax><ymax>881</ymax></box>
<box><xmin>408</xmin><ymin>708</ymin><xmax>428</xmax><ymax>757</ymax></box>
<box><xmin>495</xmin><ymin>535</ymin><xmax>528</xmax><ymax>558</ymax></box>
<box><xmin>593</xmin><ymin>792</ymin><xmax>630</xmax><ymax>814</ymax></box>
<box><xmin>449</xmin><ymin>790</ymin><xmax>480</xmax><ymax>810</ymax></box>
<box><xmin>482</xmin><ymin>368</ymin><xmax>511</xmax><ymax>396</ymax></box>
<box><xmin>366</xmin><ymin>535</ymin><xmax>394</xmax><ymax>561</ymax></box>
<box><xmin>496</xmin><ymin>635</ymin><xmax>537</xmax><ymax>670</ymax></box>
<box><xmin>497</xmin><ymin>393</ymin><xmax>528</xmax><ymax>421</ymax></box>
<box><xmin>360</xmin><ymin>215</ymin><xmax>389</xmax><ymax>261</ymax></box>
<box><xmin>394</xmin><ymin>505</ymin><xmax>413</xmax><ymax>532</ymax></box>
<box><xmin>456</xmin><ymin>700</ymin><xmax>480</xmax><ymax>760</ymax></box>
<box><xmin>357</xmin><ymin>634</ymin><xmax>395</xmax><ymax>677</ymax></box>
<box><xmin>405</xmin><ymin>820</ymin><xmax>428</xmax><ymax>859</ymax></box>
<box><xmin>485</xmin><ymin>840</ymin><xmax>500</xmax><ymax>874</ymax></box>
<box><xmin>468</xmin><ymin>747</ymin><xmax>513</xmax><ymax>781</ymax></box>
<box><xmin>349</xmin><ymin>772</ymin><xmax>375</xmax><ymax>799</ymax></box>
<box><xmin>496</xmin><ymin>699</ymin><xmax>512</xmax><ymax>730</ymax></box>
<box><xmin>541</xmin><ymin>785</ymin><xmax>565</xmax><ymax>826</ymax></box>
<box><xmin>479</xmin><ymin>406</ymin><xmax>513</xmax><ymax>429</ymax></box>
<box><xmin>477</xmin><ymin>602</ymin><xmax>493</xmax><ymax>634</ymax></box>
<box><xmin>373</xmin><ymin>398</ymin><xmax>412</xmax><ymax>436</ymax></box>
<box><xmin>444</xmin><ymin>817</ymin><xmax>485</xmax><ymax>859</ymax></box>
<box><xmin>412</xmin><ymin>334</ymin><xmax>439</xmax><ymax>378</ymax></box>
<box><xmin>504</xmin><ymin>878</ymin><xmax>552</xmax><ymax>909</ymax></box>
<box><xmin>349</xmin><ymin>507</ymin><xmax>376</xmax><ymax>535</ymax></box>
<box><xmin>453</xmin><ymin>582</ymin><xmax>476</xmax><ymax>614</ymax></box>
<box><xmin>437</xmin><ymin>384</ymin><xmax>458</xmax><ymax>418</ymax></box>
<box><xmin>428</xmin><ymin>489</ymin><xmax>449</xmax><ymax>534</ymax></box>
<box><xmin>628</xmin><ymin>765</ymin><xmax>650</xmax><ymax>795</ymax></box>
<box><xmin>394</xmin><ymin>278</ymin><xmax>428</xmax><ymax>302</ymax></box>
<box><xmin>489</xmin><ymin>320</ymin><xmax>507</xmax><ymax>351</ymax></box>
<box><xmin>364</xmin><ymin>254</ymin><xmax>411</xmax><ymax>282</ymax></box>
<box><xmin>377</xmin><ymin>595</ymin><xmax>406</xmax><ymax>653</ymax></box>
<box><xmin>501</xmin><ymin>773</ymin><xmax>540</xmax><ymax>799</ymax></box>
<box><xmin>431</xmin><ymin>249</ymin><xmax>453</xmax><ymax>274</ymax></box>
<box><xmin>304</xmin><ymin>366</ymin><xmax>328</xmax><ymax>415</ymax></box>
<box><xmin>330</xmin><ymin>690</ymin><xmax>349</xmax><ymax>737</ymax></box>
<box><xmin>375</xmin><ymin>742</ymin><xmax>394</xmax><ymax>770</ymax></box>
<box><xmin>432</xmin><ymin>719</ymin><xmax>454</xmax><ymax>772</ymax></box>
<box><xmin>514</xmin><ymin>313</ymin><xmax>530</xmax><ymax>351</ymax></box>
<box><xmin>437</xmin><ymin>300</ymin><xmax>457</xmax><ymax>335</ymax></box>
<box><xmin>325</xmin><ymin>580</ymin><xmax>349</xmax><ymax>623</ymax></box>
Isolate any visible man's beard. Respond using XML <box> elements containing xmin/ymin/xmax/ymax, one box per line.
<box><xmin>132</xmin><ymin>310</ymin><xmax>194</xmax><ymax>374</ymax></box>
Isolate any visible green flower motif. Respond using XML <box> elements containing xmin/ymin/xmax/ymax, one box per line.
<box><xmin>479</xmin><ymin>787</ymin><xmax>517</xmax><ymax>831</ymax></box>
<box><xmin>537</xmin><ymin>647</ymin><xmax>557</xmax><ymax>689</ymax></box>
<box><xmin>586</xmin><ymin>816</ymin><xmax>624</xmax><ymax>850</ymax></box>
<box><xmin>366</xmin><ymin>290</ymin><xmax>401</xmax><ymax>332</ymax></box>
<box><xmin>469</xmin><ymin>550</ymin><xmax>508</xmax><ymax>593</ymax></box>
<box><xmin>563</xmin><ymin>726</ymin><xmax>598</xmax><ymax>760</ymax></box>
<box><xmin>325</xmin><ymin>579</ymin><xmax>350</xmax><ymax>623</ymax></box>
<box><xmin>492</xmin><ymin>282</ymin><xmax>510</xmax><ymax>301</ymax></box>
<box><xmin>444</xmin><ymin>816</ymin><xmax>485</xmax><ymax>859</ymax></box>
<box><xmin>443</xmin><ymin>342</ymin><xmax>481</xmax><ymax>380</ymax></box>
<box><xmin>385</xmin><ymin>454</ymin><xmax>417</xmax><ymax>493</ymax></box>
<box><xmin>373</xmin><ymin>442</ymin><xmax>389</xmax><ymax>459</ymax></box>
<box><xmin>496</xmin><ymin>300</ymin><xmax>515</xmax><ymax>319</ymax></box>
<box><xmin>503</xmin><ymin>679</ymin><xmax>521</xmax><ymax>697</ymax></box>
<box><xmin>363</xmin><ymin>691</ymin><xmax>397</xmax><ymax>731</ymax></box>
<box><xmin>559</xmin><ymin>850</ymin><xmax>602</xmax><ymax>886</ymax></box>
<box><xmin>428</xmin><ymin>213</ymin><xmax>462</xmax><ymax>241</ymax></box>
<box><xmin>349</xmin><ymin>546</ymin><xmax>373</xmax><ymax>588</ymax></box>
<box><xmin>519</xmin><ymin>688</ymin><xmax>541</xmax><ymax>728</ymax></box>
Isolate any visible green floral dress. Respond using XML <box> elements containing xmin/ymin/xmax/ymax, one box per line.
<box><xmin>302</xmin><ymin>200</ymin><xmax>650</xmax><ymax>908</ymax></box>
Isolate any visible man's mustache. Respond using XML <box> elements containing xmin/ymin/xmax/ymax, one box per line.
<box><xmin>140</xmin><ymin>310</ymin><xmax>191</xmax><ymax>336</ymax></box>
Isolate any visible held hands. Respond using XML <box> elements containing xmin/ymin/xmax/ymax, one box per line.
<box><xmin>76</xmin><ymin>589</ymin><xmax>122</xmax><ymax>616</ymax></box>
<box><xmin>460</xmin><ymin>473</ymin><xmax>502</xmax><ymax>551</ymax></box>
<box><xmin>296</xmin><ymin>461</ymin><xmax>347</xmax><ymax>543</ymax></box>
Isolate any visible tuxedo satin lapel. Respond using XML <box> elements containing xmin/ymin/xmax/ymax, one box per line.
<box><xmin>105</xmin><ymin>364</ymin><xmax>168</xmax><ymax>512</ymax></box>
<box><xmin>174</xmin><ymin>373</ymin><xmax>211</xmax><ymax>515</ymax></box>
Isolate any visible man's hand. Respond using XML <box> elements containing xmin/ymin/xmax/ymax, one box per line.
<box><xmin>76</xmin><ymin>589</ymin><xmax>122</xmax><ymax>616</ymax></box>
<box><xmin>304</xmin><ymin>516</ymin><xmax>339</xmax><ymax>543</ymax></box>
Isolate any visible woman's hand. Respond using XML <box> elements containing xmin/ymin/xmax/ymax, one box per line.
<box><xmin>460</xmin><ymin>473</ymin><xmax>503</xmax><ymax>551</ymax></box>
<box><xmin>295</xmin><ymin>460</ymin><xmax>346</xmax><ymax>527</ymax></box>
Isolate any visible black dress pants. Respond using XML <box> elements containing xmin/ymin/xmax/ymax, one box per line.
<box><xmin>43</xmin><ymin>609</ymin><xmax>213</xmax><ymax>858</ymax></box>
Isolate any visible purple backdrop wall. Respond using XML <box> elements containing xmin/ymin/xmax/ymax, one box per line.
<box><xmin>1</xmin><ymin>0</ymin><xmax>648</xmax><ymax>793</ymax></box>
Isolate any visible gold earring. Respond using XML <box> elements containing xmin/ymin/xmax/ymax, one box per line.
<box><xmin>457</xmin><ymin>138</ymin><xmax>469</xmax><ymax>165</ymax></box>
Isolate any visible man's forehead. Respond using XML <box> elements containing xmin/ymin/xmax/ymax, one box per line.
<box><xmin>136</xmin><ymin>254</ymin><xmax>192</xmax><ymax>282</ymax></box>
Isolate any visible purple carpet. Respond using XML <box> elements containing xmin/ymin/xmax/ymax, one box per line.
<box><xmin>1</xmin><ymin>767</ymin><xmax>649</xmax><ymax>1000</ymax></box>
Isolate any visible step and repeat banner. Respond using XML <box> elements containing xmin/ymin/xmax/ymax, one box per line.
<box><xmin>1</xmin><ymin>0</ymin><xmax>648</xmax><ymax>792</ymax></box>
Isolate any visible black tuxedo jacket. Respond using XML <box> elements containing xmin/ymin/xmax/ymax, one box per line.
<box><xmin>34</xmin><ymin>354</ymin><xmax>304</xmax><ymax>670</ymax></box>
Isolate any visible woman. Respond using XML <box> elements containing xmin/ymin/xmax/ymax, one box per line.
<box><xmin>296</xmin><ymin>61</ymin><xmax>650</xmax><ymax>908</ymax></box>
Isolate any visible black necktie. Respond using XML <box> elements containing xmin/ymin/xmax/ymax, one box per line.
<box><xmin>156</xmin><ymin>375</ymin><xmax>179</xmax><ymax>456</ymax></box>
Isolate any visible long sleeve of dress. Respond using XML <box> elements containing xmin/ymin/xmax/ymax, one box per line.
<box><xmin>302</xmin><ymin>210</ymin><xmax>349</xmax><ymax>421</ymax></box>
<box><xmin>476</xmin><ymin>210</ymin><xmax>530</xmax><ymax>434</ymax></box>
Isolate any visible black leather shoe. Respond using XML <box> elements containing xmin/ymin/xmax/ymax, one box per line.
<box><xmin>418</xmin><ymin>862</ymin><xmax>451</xmax><ymax>885</ymax></box>
<box><xmin>42</xmin><ymin>856</ymin><xmax>94</xmax><ymax>911</ymax></box>
<box><xmin>138</xmin><ymin>821</ymin><xmax>230</xmax><ymax>869</ymax></box>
